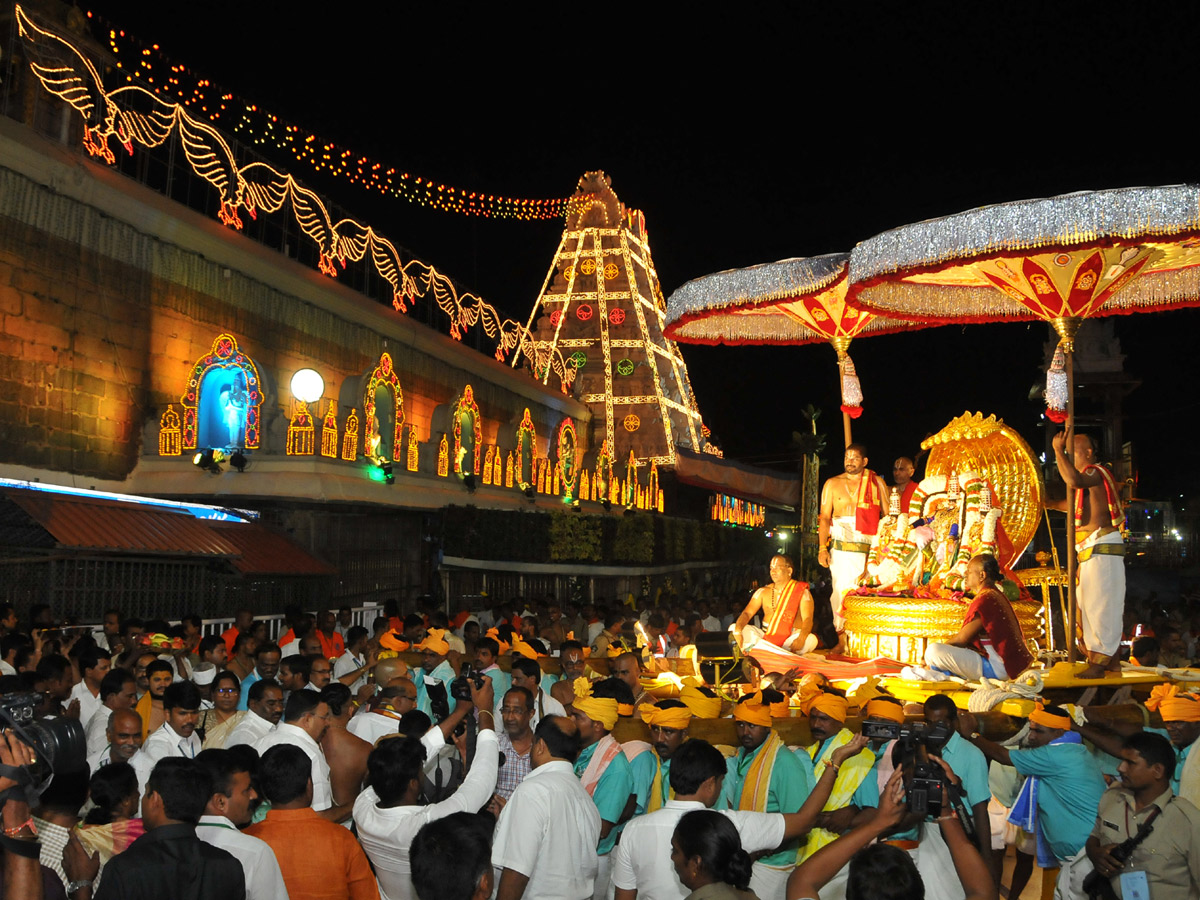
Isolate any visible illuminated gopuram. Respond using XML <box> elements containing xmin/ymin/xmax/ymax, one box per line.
<box><xmin>516</xmin><ymin>172</ymin><xmax>714</xmax><ymax>467</ymax></box>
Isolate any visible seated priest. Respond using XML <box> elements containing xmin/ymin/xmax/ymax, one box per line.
<box><xmin>733</xmin><ymin>554</ymin><xmax>817</xmax><ymax>655</ymax></box>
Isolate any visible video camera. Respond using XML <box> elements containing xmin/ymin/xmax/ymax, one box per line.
<box><xmin>861</xmin><ymin>720</ymin><xmax>954</xmax><ymax>818</ymax></box>
<box><xmin>0</xmin><ymin>692</ymin><xmax>87</xmax><ymax>801</ymax></box>
<box><xmin>450</xmin><ymin>663</ymin><xmax>487</xmax><ymax>703</ymax></box>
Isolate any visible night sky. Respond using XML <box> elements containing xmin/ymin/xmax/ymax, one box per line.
<box><xmin>73</xmin><ymin>4</ymin><xmax>1200</xmax><ymax>503</ymax></box>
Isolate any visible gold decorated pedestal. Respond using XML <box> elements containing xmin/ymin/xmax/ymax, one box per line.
<box><xmin>841</xmin><ymin>412</ymin><xmax>1046</xmax><ymax>667</ymax></box>
<box><xmin>842</xmin><ymin>592</ymin><xmax>1045</xmax><ymax>665</ymax></box>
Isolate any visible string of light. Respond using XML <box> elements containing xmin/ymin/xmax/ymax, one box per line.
<box><xmin>84</xmin><ymin>9</ymin><xmax>574</xmax><ymax>221</ymax></box>
<box><xmin>16</xmin><ymin>4</ymin><xmax>572</xmax><ymax>390</ymax></box>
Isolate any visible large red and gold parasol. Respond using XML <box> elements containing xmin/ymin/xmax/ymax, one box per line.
<box><xmin>665</xmin><ymin>253</ymin><xmax>926</xmax><ymax>447</ymax></box>
<box><xmin>847</xmin><ymin>183</ymin><xmax>1200</xmax><ymax>662</ymax></box>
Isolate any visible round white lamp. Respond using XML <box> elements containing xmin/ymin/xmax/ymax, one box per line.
<box><xmin>290</xmin><ymin>368</ymin><xmax>325</xmax><ymax>404</ymax></box>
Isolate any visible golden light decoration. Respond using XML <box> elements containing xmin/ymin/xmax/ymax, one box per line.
<box><xmin>362</xmin><ymin>352</ymin><xmax>404</xmax><ymax>460</ymax></box>
<box><xmin>407</xmin><ymin>425</ymin><xmax>419</xmax><ymax>472</ymax></box>
<box><xmin>16</xmin><ymin>6</ymin><xmax>561</xmax><ymax>382</ymax></box>
<box><xmin>286</xmin><ymin>401</ymin><xmax>315</xmax><ymax>455</ymax></box>
<box><xmin>78</xmin><ymin>10</ymin><xmax>571</xmax><ymax>220</ymax></box>
<box><xmin>452</xmin><ymin>385</ymin><xmax>481</xmax><ymax>475</ymax></box>
<box><xmin>341</xmin><ymin>409</ymin><xmax>359</xmax><ymax>461</ymax></box>
<box><xmin>604</xmin><ymin>262</ymin><xmax>619</xmax><ymax>280</ymax></box>
<box><xmin>158</xmin><ymin>405</ymin><xmax>181</xmax><ymax>456</ymax></box>
<box><xmin>319</xmin><ymin>400</ymin><xmax>338</xmax><ymax>458</ymax></box>
<box><xmin>437</xmin><ymin>434</ymin><xmax>449</xmax><ymax>477</ymax></box>
<box><xmin>623</xmin><ymin>414</ymin><xmax>640</xmax><ymax>432</ymax></box>
<box><xmin>483</xmin><ymin>446</ymin><xmax>494</xmax><ymax>485</ymax></box>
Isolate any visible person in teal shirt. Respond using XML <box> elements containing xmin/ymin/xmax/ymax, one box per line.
<box><xmin>721</xmin><ymin>689</ymin><xmax>813</xmax><ymax>899</ymax></box>
<box><xmin>958</xmin><ymin>705</ymin><xmax>1106</xmax><ymax>866</ymax></box>
<box><xmin>571</xmin><ymin>677</ymin><xmax>635</xmax><ymax>898</ymax></box>
<box><xmin>413</xmin><ymin>629</ymin><xmax>458</xmax><ymax>720</ymax></box>
<box><xmin>473</xmin><ymin>636</ymin><xmax>510</xmax><ymax>702</ymax></box>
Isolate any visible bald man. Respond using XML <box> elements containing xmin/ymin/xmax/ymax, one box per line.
<box><xmin>87</xmin><ymin>708</ymin><xmax>144</xmax><ymax>773</ymax></box>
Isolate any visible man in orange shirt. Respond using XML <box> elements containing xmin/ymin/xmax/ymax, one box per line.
<box><xmin>222</xmin><ymin>609</ymin><xmax>254</xmax><ymax>656</ymax></box>
<box><xmin>315</xmin><ymin>610</ymin><xmax>345</xmax><ymax>660</ymax></box>
<box><xmin>247</xmin><ymin>743</ymin><xmax>379</xmax><ymax>900</ymax></box>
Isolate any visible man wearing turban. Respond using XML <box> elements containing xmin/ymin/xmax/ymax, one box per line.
<box><xmin>795</xmin><ymin>685</ymin><xmax>878</xmax><ymax>877</ymax></box>
<box><xmin>571</xmin><ymin>677</ymin><xmax>635</xmax><ymax>900</ymax></box>
<box><xmin>720</xmin><ymin>688</ymin><xmax>812</xmax><ymax>899</ymax></box>
<box><xmin>413</xmin><ymin>629</ymin><xmax>457</xmax><ymax>721</ymax></box>
<box><xmin>958</xmin><ymin>703</ymin><xmax>1106</xmax><ymax>899</ymax></box>
<box><xmin>1082</xmin><ymin>684</ymin><xmax>1200</xmax><ymax>807</ymax></box>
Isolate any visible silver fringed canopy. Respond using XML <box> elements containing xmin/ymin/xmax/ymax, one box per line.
<box><xmin>848</xmin><ymin>184</ymin><xmax>1200</xmax><ymax>322</ymax></box>
<box><xmin>664</xmin><ymin>252</ymin><xmax>918</xmax><ymax>346</ymax></box>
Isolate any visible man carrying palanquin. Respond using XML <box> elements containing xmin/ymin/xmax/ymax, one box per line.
<box><xmin>733</xmin><ymin>554</ymin><xmax>816</xmax><ymax>656</ymax></box>
<box><xmin>818</xmin><ymin>444</ymin><xmax>888</xmax><ymax>633</ymax></box>
<box><xmin>719</xmin><ymin>689</ymin><xmax>813</xmax><ymax>900</ymax></box>
<box><xmin>1046</xmin><ymin>430</ymin><xmax>1126</xmax><ymax>678</ymax></box>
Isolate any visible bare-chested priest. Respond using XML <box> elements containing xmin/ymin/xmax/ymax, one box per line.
<box><xmin>733</xmin><ymin>554</ymin><xmax>817</xmax><ymax>655</ymax></box>
<box><xmin>1046</xmin><ymin>431</ymin><xmax>1126</xmax><ymax>678</ymax></box>
<box><xmin>818</xmin><ymin>444</ymin><xmax>888</xmax><ymax>632</ymax></box>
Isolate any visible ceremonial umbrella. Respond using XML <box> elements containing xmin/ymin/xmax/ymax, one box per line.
<box><xmin>847</xmin><ymin>184</ymin><xmax>1200</xmax><ymax>663</ymax></box>
<box><xmin>664</xmin><ymin>252</ymin><xmax>927</xmax><ymax>449</ymax></box>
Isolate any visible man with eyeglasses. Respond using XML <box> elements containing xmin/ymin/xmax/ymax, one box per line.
<box><xmin>226</xmin><ymin>680</ymin><xmax>284</xmax><ymax>749</ymax></box>
<box><xmin>490</xmin><ymin>686</ymin><xmax>536</xmax><ymax>814</ymax></box>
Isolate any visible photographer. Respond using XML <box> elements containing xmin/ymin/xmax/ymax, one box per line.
<box><xmin>354</xmin><ymin>673</ymin><xmax>495</xmax><ymax>900</ymax></box>
<box><xmin>787</xmin><ymin>766</ymin><xmax>997</xmax><ymax>900</ymax></box>
<box><xmin>1085</xmin><ymin>732</ymin><xmax>1200</xmax><ymax>900</ymax></box>
<box><xmin>0</xmin><ymin>732</ymin><xmax>44</xmax><ymax>900</ymax></box>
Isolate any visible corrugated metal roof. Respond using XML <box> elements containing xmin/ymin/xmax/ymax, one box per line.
<box><xmin>207</xmin><ymin>521</ymin><xmax>336</xmax><ymax>576</ymax></box>
<box><xmin>6</xmin><ymin>489</ymin><xmax>240</xmax><ymax>558</ymax></box>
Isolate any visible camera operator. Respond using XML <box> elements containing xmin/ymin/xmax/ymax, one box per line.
<box><xmin>0</xmin><ymin>732</ymin><xmax>44</xmax><ymax>900</ymax></box>
<box><xmin>787</xmin><ymin>767</ymin><xmax>997</xmax><ymax>900</ymax></box>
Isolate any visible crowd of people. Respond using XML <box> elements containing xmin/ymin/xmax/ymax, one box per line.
<box><xmin>0</xmin><ymin>588</ymin><xmax>1198</xmax><ymax>900</ymax></box>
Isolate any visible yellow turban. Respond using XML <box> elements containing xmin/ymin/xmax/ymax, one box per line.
<box><xmin>510</xmin><ymin>634</ymin><xmax>538</xmax><ymax>660</ymax></box>
<box><xmin>572</xmin><ymin>677</ymin><xmax>619</xmax><ymax>730</ymax></box>
<box><xmin>485</xmin><ymin>628</ymin><xmax>511</xmax><ymax>655</ymax></box>
<box><xmin>379</xmin><ymin>630</ymin><xmax>410</xmax><ymax>653</ymax></box>
<box><xmin>1028</xmin><ymin>702</ymin><xmax>1073</xmax><ymax>730</ymax></box>
<box><xmin>797</xmin><ymin>682</ymin><xmax>848</xmax><ymax>722</ymax></box>
<box><xmin>640</xmin><ymin>702</ymin><xmax>693</xmax><ymax>729</ymax></box>
<box><xmin>617</xmin><ymin>702</ymin><xmax>634</xmax><ymax>717</ymax></box>
<box><xmin>1147</xmin><ymin>684</ymin><xmax>1200</xmax><ymax>722</ymax></box>
<box><xmin>680</xmin><ymin>686</ymin><xmax>722</xmax><ymax>719</ymax></box>
<box><xmin>733</xmin><ymin>691</ymin><xmax>774</xmax><ymax>727</ymax></box>
<box><xmin>606</xmin><ymin>644</ymin><xmax>626</xmax><ymax>658</ymax></box>
<box><xmin>415</xmin><ymin>628</ymin><xmax>449</xmax><ymax>656</ymax></box>
<box><xmin>864</xmin><ymin>699</ymin><xmax>906</xmax><ymax>724</ymax></box>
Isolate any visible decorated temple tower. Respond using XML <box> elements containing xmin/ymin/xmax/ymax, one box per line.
<box><xmin>515</xmin><ymin>172</ymin><xmax>714</xmax><ymax>467</ymax></box>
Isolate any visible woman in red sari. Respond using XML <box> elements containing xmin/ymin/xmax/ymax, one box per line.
<box><xmin>923</xmin><ymin>554</ymin><xmax>1033</xmax><ymax>681</ymax></box>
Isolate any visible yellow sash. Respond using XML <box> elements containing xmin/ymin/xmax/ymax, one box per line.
<box><xmin>738</xmin><ymin>730</ymin><xmax>784</xmax><ymax>812</ymax></box>
<box><xmin>799</xmin><ymin>729</ymin><xmax>874</xmax><ymax>861</ymax></box>
<box><xmin>646</xmin><ymin>751</ymin><xmax>675</xmax><ymax>813</ymax></box>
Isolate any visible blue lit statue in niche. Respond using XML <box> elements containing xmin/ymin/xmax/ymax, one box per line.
<box><xmin>197</xmin><ymin>367</ymin><xmax>250</xmax><ymax>449</ymax></box>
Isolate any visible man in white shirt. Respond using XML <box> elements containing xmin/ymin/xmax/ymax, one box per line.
<box><xmin>86</xmin><ymin>708</ymin><xmax>143</xmax><ymax>774</ymax></box>
<box><xmin>253</xmin><ymin>689</ymin><xmax>344</xmax><ymax>818</ymax></box>
<box><xmin>698</xmin><ymin>601</ymin><xmax>722</xmax><ymax>634</ymax></box>
<box><xmin>70</xmin><ymin>645</ymin><xmax>111</xmax><ymax>728</ymax></box>
<box><xmin>131</xmin><ymin>681</ymin><xmax>202</xmax><ymax>792</ymax></box>
<box><xmin>492</xmin><ymin>714</ymin><xmax>601</xmax><ymax>900</ymax></box>
<box><xmin>355</xmin><ymin>677</ymin><xmax>496</xmax><ymax>900</ymax></box>
<box><xmin>333</xmin><ymin>626</ymin><xmax>371</xmax><ymax>693</ymax></box>
<box><xmin>506</xmin><ymin>657</ymin><xmax>565</xmax><ymax>732</ymax></box>
<box><xmin>226</xmin><ymin>680</ymin><xmax>283</xmax><ymax>749</ymax></box>
<box><xmin>196</xmin><ymin>748</ymin><xmax>290</xmax><ymax>900</ymax></box>
<box><xmin>85</xmin><ymin>669</ymin><xmax>138</xmax><ymax>757</ymax></box>
<box><xmin>611</xmin><ymin>738</ymin><xmax>859</xmax><ymax>900</ymax></box>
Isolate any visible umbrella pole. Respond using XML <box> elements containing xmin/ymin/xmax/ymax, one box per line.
<box><xmin>842</xmin><ymin>411</ymin><xmax>852</xmax><ymax>450</ymax></box>
<box><xmin>1065</xmin><ymin>346</ymin><xmax>1078</xmax><ymax>664</ymax></box>
<box><xmin>1054</xmin><ymin>316</ymin><xmax>1082</xmax><ymax>666</ymax></box>
<box><xmin>832</xmin><ymin>337</ymin><xmax>854</xmax><ymax>449</ymax></box>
